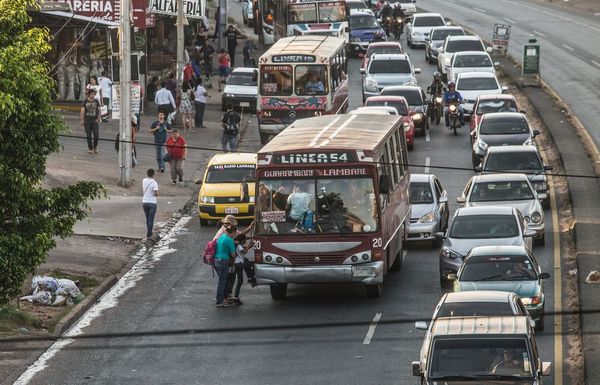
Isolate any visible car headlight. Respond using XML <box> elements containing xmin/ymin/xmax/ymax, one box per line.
<box><xmin>249</xmin><ymin>196</ymin><xmax>255</xmax><ymax>203</ymax></box>
<box><xmin>531</xmin><ymin>211</ymin><xmax>542</xmax><ymax>223</ymax></box>
<box><xmin>419</xmin><ymin>212</ymin><xmax>436</xmax><ymax>223</ymax></box>
<box><xmin>533</xmin><ymin>181</ymin><xmax>547</xmax><ymax>191</ymax></box>
<box><xmin>478</xmin><ymin>140</ymin><xmax>488</xmax><ymax>151</ymax></box>
<box><xmin>364</xmin><ymin>78</ymin><xmax>378</xmax><ymax>91</ymax></box>
<box><xmin>441</xmin><ymin>247</ymin><xmax>462</xmax><ymax>260</ymax></box>
<box><xmin>224</xmin><ymin>93</ymin><xmax>235</xmax><ymax>98</ymax></box>
<box><xmin>521</xmin><ymin>294</ymin><xmax>542</xmax><ymax>305</ymax></box>
<box><xmin>201</xmin><ymin>196</ymin><xmax>215</xmax><ymax>204</ymax></box>
<box><xmin>351</xmin><ymin>37</ymin><xmax>361</xmax><ymax>42</ymax></box>
<box><xmin>412</xmin><ymin>113</ymin><xmax>423</xmax><ymax>121</ymax></box>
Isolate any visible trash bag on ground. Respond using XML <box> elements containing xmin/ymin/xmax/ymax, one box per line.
<box><xmin>25</xmin><ymin>275</ymin><xmax>85</xmax><ymax>305</ymax></box>
<box><xmin>20</xmin><ymin>290</ymin><xmax>52</xmax><ymax>305</ymax></box>
<box><xmin>56</xmin><ymin>279</ymin><xmax>85</xmax><ymax>303</ymax></box>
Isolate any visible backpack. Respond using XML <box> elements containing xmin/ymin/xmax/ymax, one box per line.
<box><xmin>302</xmin><ymin>210</ymin><xmax>315</xmax><ymax>230</ymax></box>
<box><xmin>203</xmin><ymin>239</ymin><xmax>217</xmax><ymax>265</ymax></box>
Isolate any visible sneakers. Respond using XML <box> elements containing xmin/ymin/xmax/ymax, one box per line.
<box><xmin>232</xmin><ymin>298</ymin><xmax>243</xmax><ymax>305</ymax></box>
<box><xmin>216</xmin><ymin>302</ymin><xmax>234</xmax><ymax>308</ymax></box>
<box><xmin>160</xmin><ymin>168</ymin><xmax>165</xmax><ymax>173</ymax></box>
<box><xmin>172</xmin><ymin>180</ymin><xmax>177</xmax><ymax>185</ymax></box>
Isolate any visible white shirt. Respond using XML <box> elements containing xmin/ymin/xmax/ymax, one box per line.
<box><xmin>194</xmin><ymin>85</ymin><xmax>207</xmax><ymax>104</ymax></box>
<box><xmin>155</xmin><ymin>88</ymin><xmax>176</xmax><ymax>107</ymax></box>
<box><xmin>142</xmin><ymin>178</ymin><xmax>158</xmax><ymax>204</ymax></box>
<box><xmin>98</xmin><ymin>76</ymin><xmax>112</xmax><ymax>101</ymax></box>
<box><xmin>235</xmin><ymin>244</ymin><xmax>246</xmax><ymax>264</ymax></box>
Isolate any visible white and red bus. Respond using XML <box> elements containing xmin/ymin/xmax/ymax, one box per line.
<box><xmin>257</xmin><ymin>35</ymin><xmax>349</xmax><ymax>144</ymax></box>
<box><xmin>253</xmin><ymin>114</ymin><xmax>411</xmax><ymax>299</ymax></box>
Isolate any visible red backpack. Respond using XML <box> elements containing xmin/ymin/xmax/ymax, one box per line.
<box><xmin>203</xmin><ymin>239</ymin><xmax>217</xmax><ymax>265</ymax></box>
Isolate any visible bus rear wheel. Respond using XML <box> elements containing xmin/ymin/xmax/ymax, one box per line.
<box><xmin>365</xmin><ymin>282</ymin><xmax>383</xmax><ymax>298</ymax></box>
<box><xmin>270</xmin><ymin>283</ymin><xmax>287</xmax><ymax>300</ymax></box>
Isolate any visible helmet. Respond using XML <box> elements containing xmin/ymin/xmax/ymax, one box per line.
<box><xmin>448</xmin><ymin>81</ymin><xmax>456</xmax><ymax>87</ymax></box>
<box><xmin>433</xmin><ymin>71</ymin><xmax>441</xmax><ymax>80</ymax></box>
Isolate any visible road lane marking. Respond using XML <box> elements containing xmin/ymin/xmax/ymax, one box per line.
<box><xmin>424</xmin><ymin>157</ymin><xmax>430</xmax><ymax>174</ymax></box>
<box><xmin>539</xmin><ymin>147</ymin><xmax>563</xmax><ymax>385</ymax></box>
<box><xmin>591</xmin><ymin>60</ymin><xmax>600</xmax><ymax>68</ymax></box>
<box><xmin>503</xmin><ymin>17</ymin><xmax>516</xmax><ymax>24</ymax></box>
<box><xmin>473</xmin><ymin>7</ymin><xmax>487</xmax><ymax>13</ymax></box>
<box><xmin>363</xmin><ymin>312</ymin><xmax>382</xmax><ymax>345</ymax></box>
<box><xmin>561</xmin><ymin>43</ymin><xmax>575</xmax><ymax>52</ymax></box>
<box><xmin>403</xmin><ymin>249</ymin><xmax>408</xmax><ymax>261</ymax></box>
<box><xmin>425</xmin><ymin>129</ymin><xmax>431</xmax><ymax>142</ymax></box>
<box><xmin>532</xmin><ymin>30</ymin><xmax>547</xmax><ymax>38</ymax></box>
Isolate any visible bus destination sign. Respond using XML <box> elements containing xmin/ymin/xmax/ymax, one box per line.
<box><xmin>274</xmin><ymin>152</ymin><xmax>356</xmax><ymax>164</ymax></box>
<box><xmin>272</xmin><ymin>55</ymin><xmax>317</xmax><ymax>63</ymax></box>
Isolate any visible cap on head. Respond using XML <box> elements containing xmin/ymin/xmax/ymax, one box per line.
<box><xmin>223</xmin><ymin>215</ymin><xmax>238</xmax><ymax>226</ymax></box>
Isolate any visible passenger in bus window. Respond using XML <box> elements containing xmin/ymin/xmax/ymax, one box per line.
<box><xmin>273</xmin><ymin>183</ymin><xmax>291</xmax><ymax>211</ymax></box>
<box><xmin>286</xmin><ymin>182</ymin><xmax>311</xmax><ymax>222</ymax></box>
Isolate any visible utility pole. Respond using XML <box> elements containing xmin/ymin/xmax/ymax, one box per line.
<box><xmin>118</xmin><ymin>0</ymin><xmax>132</xmax><ymax>187</ymax></box>
<box><xmin>176</xmin><ymin>0</ymin><xmax>185</xmax><ymax>88</ymax></box>
<box><xmin>218</xmin><ymin>0</ymin><xmax>228</xmax><ymax>52</ymax></box>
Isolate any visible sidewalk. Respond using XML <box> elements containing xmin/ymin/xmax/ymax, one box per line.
<box><xmin>495</xmin><ymin>55</ymin><xmax>600</xmax><ymax>384</ymax></box>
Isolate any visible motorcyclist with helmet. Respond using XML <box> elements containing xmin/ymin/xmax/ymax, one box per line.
<box><xmin>380</xmin><ymin>2</ymin><xmax>393</xmax><ymax>19</ymax></box>
<box><xmin>428</xmin><ymin>72</ymin><xmax>444</xmax><ymax>97</ymax></box>
<box><xmin>443</xmin><ymin>81</ymin><xmax>464</xmax><ymax>128</ymax></box>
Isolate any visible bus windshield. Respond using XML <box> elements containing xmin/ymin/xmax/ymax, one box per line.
<box><xmin>295</xmin><ymin>65</ymin><xmax>329</xmax><ymax>95</ymax></box>
<box><xmin>260</xmin><ymin>65</ymin><xmax>293</xmax><ymax>95</ymax></box>
<box><xmin>318</xmin><ymin>1</ymin><xmax>346</xmax><ymax>22</ymax></box>
<box><xmin>257</xmin><ymin>177</ymin><xmax>378</xmax><ymax>234</ymax></box>
<box><xmin>289</xmin><ymin>3</ymin><xmax>318</xmax><ymax>23</ymax></box>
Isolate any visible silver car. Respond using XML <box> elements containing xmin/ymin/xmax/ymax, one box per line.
<box><xmin>457</xmin><ymin>173</ymin><xmax>545</xmax><ymax>245</ymax></box>
<box><xmin>407</xmin><ymin>174</ymin><xmax>449</xmax><ymax>246</ymax></box>
<box><xmin>424</xmin><ymin>26</ymin><xmax>465</xmax><ymax>64</ymax></box>
<box><xmin>436</xmin><ymin>206</ymin><xmax>535</xmax><ymax>289</ymax></box>
<box><xmin>360</xmin><ymin>53</ymin><xmax>420</xmax><ymax>102</ymax></box>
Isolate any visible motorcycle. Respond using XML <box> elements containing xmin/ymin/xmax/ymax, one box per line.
<box><xmin>447</xmin><ymin>99</ymin><xmax>460</xmax><ymax>135</ymax></box>
<box><xmin>428</xmin><ymin>94</ymin><xmax>443</xmax><ymax>125</ymax></box>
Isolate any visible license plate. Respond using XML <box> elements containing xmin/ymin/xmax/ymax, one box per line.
<box><xmin>225</xmin><ymin>207</ymin><xmax>239</xmax><ymax>214</ymax></box>
<box><xmin>239</xmin><ymin>102</ymin><xmax>250</xmax><ymax>107</ymax></box>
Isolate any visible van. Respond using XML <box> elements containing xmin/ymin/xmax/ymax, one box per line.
<box><xmin>412</xmin><ymin>316</ymin><xmax>551</xmax><ymax>384</ymax></box>
<box><xmin>197</xmin><ymin>153</ymin><xmax>257</xmax><ymax>226</ymax></box>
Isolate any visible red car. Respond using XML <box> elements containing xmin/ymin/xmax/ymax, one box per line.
<box><xmin>360</xmin><ymin>42</ymin><xmax>404</xmax><ymax>72</ymax></box>
<box><xmin>365</xmin><ymin>95</ymin><xmax>415</xmax><ymax>150</ymax></box>
<box><xmin>470</xmin><ymin>94</ymin><xmax>520</xmax><ymax>142</ymax></box>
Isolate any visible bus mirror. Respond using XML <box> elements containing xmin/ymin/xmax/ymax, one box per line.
<box><xmin>379</xmin><ymin>175</ymin><xmax>391</xmax><ymax>194</ymax></box>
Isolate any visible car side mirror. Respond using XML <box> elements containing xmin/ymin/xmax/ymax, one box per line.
<box><xmin>525</xmin><ymin>229</ymin><xmax>536</xmax><ymax>238</ymax></box>
<box><xmin>456</xmin><ymin>196</ymin><xmax>465</xmax><ymax>204</ymax></box>
<box><xmin>411</xmin><ymin>361</ymin><xmax>421</xmax><ymax>377</ymax></box>
<box><xmin>414</xmin><ymin>68</ymin><xmax>422</xmax><ymax>74</ymax></box>
<box><xmin>434</xmin><ymin>232</ymin><xmax>445</xmax><ymax>239</ymax></box>
<box><xmin>415</xmin><ymin>321</ymin><xmax>428</xmax><ymax>330</ymax></box>
<box><xmin>439</xmin><ymin>196</ymin><xmax>448</xmax><ymax>204</ymax></box>
<box><xmin>379</xmin><ymin>174</ymin><xmax>391</xmax><ymax>194</ymax></box>
<box><xmin>447</xmin><ymin>273</ymin><xmax>457</xmax><ymax>281</ymax></box>
<box><xmin>520</xmin><ymin>109</ymin><xmax>527</xmax><ymax>114</ymax></box>
<box><xmin>359</xmin><ymin>68</ymin><xmax>366</xmax><ymax>74</ymax></box>
<box><xmin>501</xmin><ymin>85</ymin><xmax>509</xmax><ymax>93</ymax></box>
<box><xmin>544</xmin><ymin>165</ymin><xmax>553</xmax><ymax>171</ymax></box>
<box><xmin>494</xmin><ymin>61</ymin><xmax>501</xmax><ymax>67</ymax></box>
<box><xmin>194</xmin><ymin>179</ymin><xmax>203</xmax><ymax>185</ymax></box>
<box><xmin>533</xmin><ymin>129</ymin><xmax>541</xmax><ymax>137</ymax></box>
<box><xmin>539</xmin><ymin>272</ymin><xmax>551</xmax><ymax>279</ymax></box>
<box><xmin>542</xmin><ymin>362</ymin><xmax>552</xmax><ymax>376</ymax></box>
<box><xmin>486</xmin><ymin>46</ymin><xmax>493</xmax><ymax>53</ymax></box>
<box><xmin>474</xmin><ymin>165</ymin><xmax>482</xmax><ymax>173</ymax></box>
<box><xmin>424</xmin><ymin>37</ymin><xmax>431</xmax><ymax>42</ymax></box>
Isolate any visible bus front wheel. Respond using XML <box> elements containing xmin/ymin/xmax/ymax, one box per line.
<box><xmin>365</xmin><ymin>282</ymin><xmax>383</xmax><ymax>298</ymax></box>
<box><xmin>270</xmin><ymin>283</ymin><xmax>287</xmax><ymax>300</ymax></box>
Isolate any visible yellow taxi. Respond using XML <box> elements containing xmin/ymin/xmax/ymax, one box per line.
<box><xmin>198</xmin><ymin>152</ymin><xmax>257</xmax><ymax>226</ymax></box>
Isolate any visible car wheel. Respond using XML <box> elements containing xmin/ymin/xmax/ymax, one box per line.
<box><xmin>472</xmin><ymin>154</ymin><xmax>479</xmax><ymax>170</ymax></box>
<box><xmin>440</xmin><ymin>275</ymin><xmax>452</xmax><ymax>290</ymax></box>
<box><xmin>534</xmin><ymin>232</ymin><xmax>546</xmax><ymax>246</ymax></box>
<box><xmin>390</xmin><ymin>250</ymin><xmax>403</xmax><ymax>271</ymax></box>
<box><xmin>365</xmin><ymin>282</ymin><xmax>383</xmax><ymax>298</ymax></box>
<box><xmin>270</xmin><ymin>283</ymin><xmax>287</xmax><ymax>300</ymax></box>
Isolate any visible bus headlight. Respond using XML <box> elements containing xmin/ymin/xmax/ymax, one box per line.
<box><xmin>201</xmin><ymin>196</ymin><xmax>214</xmax><ymax>204</ymax></box>
<box><xmin>261</xmin><ymin>110</ymin><xmax>272</xmax><ymax>118</ymax></box>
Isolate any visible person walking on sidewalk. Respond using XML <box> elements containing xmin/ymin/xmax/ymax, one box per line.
<box><xmin>179</xmin><ymin>80</ymin><xmax>194</xmax><ymax>132</ymax></box>
<box><xmin>166</xmin><ymin>129</ymin><xmax>187</xmax><ymax>185</ymax></box>
<box><xmin>225</xmin><ymin>25</ymin><xmax>246</xmax><ymax>68</ymax></box>
<box><xmin>201</xmin><ymin>41</ymin><xmax>215</xmax><ymax>88</ymax></box>
<box><xmin>242</xmin><ymin>40</ymin><xmax>254</xmax><ymax>67</ymax></box>
<box><xmin>80</xmin><ymin>89</ymin><xmax>101</xmax><ymax>154</ymax></box>
<box><xmin>154</xmin><ymin>81</ymin><xmax>176</xmax><ymax>123</ymax></box>
<box><xmin>221</xmin><ymin>104</ymin><xmax>241</xmax><ymax>152</ymax></box>
<box><xmin>217</xmin><ymin>49</ymin><xmax>231</xmax><ymax>92</ymax></box>
<box><xmin>215</xmin><ymin>226</ymin><xmax>237</xmax><ymax>307</ymax></box>
<box><xmin>142</xmin><ymin>168</ymin><xmax>159</xmax><ymax>241</ymax></box>
<box><xmin>193</xmin><ymin>78</ymin><xmax>208</xmax><ymax>128</ymax></box>
<box><xmin>150</xmin><ymin>112</ymin><xmax>172</xmax><ymax>172</ymax></box>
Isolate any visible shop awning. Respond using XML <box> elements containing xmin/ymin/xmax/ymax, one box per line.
<box><xmin>40</xmin><ymin>10</ymin><xmax>119</xmax><ymax>27</ymax></box>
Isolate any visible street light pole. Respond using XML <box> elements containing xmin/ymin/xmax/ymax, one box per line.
<box><xmin>176</xmin><ymin>0</ymin><xmax>185</xmax><ymax>89</ymax></box>
<box><xmin>118</xmin><ymin>0</ymin><xmax>132</xmax><ymax>187</ymax></box>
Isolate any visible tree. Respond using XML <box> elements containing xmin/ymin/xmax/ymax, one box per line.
<box><xmin>0</xmin><ymin>0</ymin><xmax>104</xmax><ymax>304</ymax></box>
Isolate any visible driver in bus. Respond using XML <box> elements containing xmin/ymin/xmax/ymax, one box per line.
<box><xmin>304</xmin><ymin>71</ymin><xmax>325</xmax><ymax>93</ymax></box>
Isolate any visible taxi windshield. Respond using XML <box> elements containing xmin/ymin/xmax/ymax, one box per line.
<box><xmin>206</xmin><ymin>165</ymin><xmax>256</xmax><ymax>183</ymax></box>
<box><xmin>256</xmin><ymin>177</ymin><xmax>378</xmax><ymax>235</ymax></box>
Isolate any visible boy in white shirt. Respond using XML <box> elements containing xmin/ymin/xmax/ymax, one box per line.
<box><xmin>142</xmin><ymin>169</ymin><xmax>159</xmax><ymax>241</ymax></box>
<box><xmin>226</xmin><ymin>234</ymin><xmax>256</xmax><ymax>305</ymax></box>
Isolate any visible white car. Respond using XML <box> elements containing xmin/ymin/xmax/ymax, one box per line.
<box><xmin>437</xmin><ymin>35</ymin><xmax>491</xmax><ymax>76</ymax></box>
<box><xmin>455</xmin><ymin>72</ymin><xmax>506</xmax><ymax>116</ymax></box>
<box><xmin>350</xmin><ymin>106</ymin><xmax>399</xmax><ymax>115</ymax></box>
<box><xmin>242</xmin><ymin>0</ymin><xmax>254</xmax><ymax>27</ymax></box>
<box><xmin>447</xmin><ymin>51</ymin><xmax>496</xmax><ymax>83</ymax></box>
<box><xmin>407</xmin><ymin>13</ymin><xmax>446</xmax><ymax>48</ymax></box>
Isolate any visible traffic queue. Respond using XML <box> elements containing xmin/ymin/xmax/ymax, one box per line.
<box><xmin>203</xmin><ymin>1</ymin><xmax>555</xmax><ymax>382</ymax></box>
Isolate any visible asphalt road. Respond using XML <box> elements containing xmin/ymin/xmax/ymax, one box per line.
<box><xmin>418</xmin><ymin>0</ymin><xmax>600</xmax><ymax>147</ymax></box>
<box><xmin>13</xmin><ymin>32</ymin><xmax>565</xmax><ymax>384</ymax></box>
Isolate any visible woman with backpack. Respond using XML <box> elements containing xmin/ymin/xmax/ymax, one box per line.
<box><xmin>214</xmin><ymin>226</ymin><xmax>237</xmax><ymax>307</ymax></box>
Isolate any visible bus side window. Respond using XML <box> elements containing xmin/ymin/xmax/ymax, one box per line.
<box><xmin>385</xmin><ymin>143</ymin><xmax>397</xmax><ymax>187</ymax></box>
<box><xmin>393</xmin><ymin>130</ymin><xmax>404</xmax><ymax>178</ymax></box>
<box><xmin>378</xmin><ymin>155</ymin><xmax>388</xmax><ymax>208</ymax></box>
<box><xmin>396</xmin><ymin>129</ymin><xmax>409</xmax><ymax>173</ymax></box>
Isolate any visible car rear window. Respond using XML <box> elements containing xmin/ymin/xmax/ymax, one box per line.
<box><xmin>437</xmin><ymin>302</ymin><xmax>516</xmax><ymax>317</ymax></box>
<box><xmin>446</xmin><ymin>39</ymin><xmax>484</xmax><ymax>53</ymax></box>
<box><xmin>460</xmin><ymin>255</ymin><xmax>537</xmax><ymax>281</ymax></box>
<box><xmin>431</xmin><ymin>29</ymin><xmax>464</xmax><ymax>40</ymax></box>
<box><xmin>484</xmin><ymin>152</ymin><xmax>542</xmax><ymax>172</ymax></box>
<box><xmin>476</xmin><ymin>99</ymin><xmax>518</xmax><ymax>114</ymax></box>
<box><xmin>381</xmin><ymin>89</ymin><xmax>422</xmax><ymax>105</ymax></box>
<box><xmin>366</xmin><ymin>45</ymin><xmax>402</xmax><ymax>56</ymax></box>
<box><xmin>479</xmin><ymin>119</ymin><xmax>529</xmax><ymax>135</ymax></box>
<box><xmin>453</xmin><ymin>54</ymin><xmax>492</xmax><ymax>68</ymax></box>
<box><xmin>369</xmin><ymin>59</ymin><xmax>411</xmax><ymax>74</ymax></box>
<box><xmin>365</xmin><ymin>100</ymin><xmax>408</xmax><ymax>115</ymax></box>
<box><xmin>413</xmin><ymin>16</ymin><xmax>445</xmax><ymax>27</ymax></box>
<box><xmin>457</xmin><ymin>77</ymin><xmax>499</xmax><ymax>91</ymax></box>
<box><xmin>450</xmin><ymin>214</ymin><xmax>518</xmax><ymax>239</ymax></box>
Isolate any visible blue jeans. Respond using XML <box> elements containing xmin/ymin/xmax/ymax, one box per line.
<box><xmin>155</xmin><ymin>142</ymin><xmax>166</xmax><ymax>170</ymax></box>
<box><xmin>214</xmin><ymin>258</ymin><xmax>230</xmax><ymax>304</ymax></box>
<box><xmin>221</xmin><ymin>134</ymin><xmax>238</xmax><ymax>152</ymax></box>
<box><xmin>142</xmin><ymin>203</ymin><xmax>157</xmax><ymax>238</ymax></box>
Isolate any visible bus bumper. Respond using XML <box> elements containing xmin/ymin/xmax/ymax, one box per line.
<box><xmin>255</xmin><ymin>261</ymin><xmax>384</xmax><ymax>285</ymax></box>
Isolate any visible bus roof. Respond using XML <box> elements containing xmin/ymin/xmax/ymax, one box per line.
<box><xmin>258</xmin><ymin>114</ymin><xmax>402</xmax><ymax>153</ymax></box>
<box><xmin>260</xmin><ymin>36</ymin><xmax>346</xmax><ymax>60</ymax></box>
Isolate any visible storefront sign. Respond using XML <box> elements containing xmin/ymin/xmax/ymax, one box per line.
<box><xmin>260</xmin><ymin>211</ymin><xmax>287</xmax><ymax>223</ymax></box>
<box><xmin>90</xmin><ymin>41</ymin><xmax>108</xmax><ymax>60</ymax></box>
<box><xmin>150</xmin><ymin>0</ymin><xmax>206</xmax><ymax>19</ymax></box>
<box><xmin>50</xmin><ymin>0</ymin><xmax>147</xmax><ymax>29</ymax></box>
<box><xmin>492</xmin><ymin>23</ymin><xmax>511</xmax><ymax>55</ymax></box>
<box><xmin>274</xmin><ymin>152</ymin><xmax>356</xmax><ymax>164</ymax></box>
